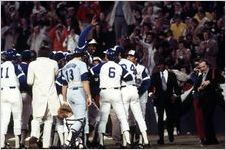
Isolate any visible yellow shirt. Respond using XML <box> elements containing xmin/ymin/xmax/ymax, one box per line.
<box><xmin>170</xmin><ymin>22</ymin><xmax>187</xmax><ymax>40</ymax></box>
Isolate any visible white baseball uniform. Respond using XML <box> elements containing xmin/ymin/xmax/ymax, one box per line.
<box><xmin>1</xmin><ymin>61</ymin><xmax>26</xmax><ymax>148</ymax></box>
<box><xmin>57</xmin><ymin>57</ymin><xmax>89</xmax><ymax>146</ymax></box>
<box><xmin>90</xmin><ymin>61</ymin><xmax>131</xmax><ymax>145</ymax></box>
<box><xmin>119</xmin><ymin>58</ymin><xmax>149</xmax><ymax>145</ymax></box>
<box><xmin>135</xmin><ymin>63</ymin><xmax>151</xmax><ymax>118</ymax></box>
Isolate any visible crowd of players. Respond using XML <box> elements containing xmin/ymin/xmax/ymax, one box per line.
<box><xmin>1</xmin><ymin>1</ymin><xmax>225</xmax><ymax>149</ymax></box>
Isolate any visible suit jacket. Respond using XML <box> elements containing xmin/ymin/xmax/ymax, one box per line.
<box><xmin>27</xmin><ymin>57</ymin><xmax>60</xmax><ymax>117</ymax></box>
<box><xmin>151</xmin><ymin>70</ymin><xmax>181</xmax><ymax>104</ymax></box>
<box><xmin>198</xmin><ymin>68</ymin><xmax>224</xmax><ymax>102</ymax></box>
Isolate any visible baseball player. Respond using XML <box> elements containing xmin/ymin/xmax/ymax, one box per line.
<box><xmin>52</xmin><ymin>51</ymin><xmax>67</xmax><ymax>148</ymax></box>
<box><xmin>56</xmin><ymin>48</ymin><xmax>92</xmax><ymax>148</ymax></box>
<box><xmin>116</xmin><ymin>47</ymin><xmax>149</xmax><ymax>148</ymax></box>
<box><xmin>1</xmin><ymin>49</ymin><xmax>26</xmax><ymax>149</ymax></box>
<box><xmin>127</xmin><ymin>49</ymin><xmax>151</xmax><ymax>147</ymax></box>
<box><xmin>19</xmin><ymin>50</ymin><xmax>33</xmax><ymax>148</ymax></box>
<box><xmin>90</xmin><ymin>48</ymin><xmax>132</xmax><ymax>148</ymax></box>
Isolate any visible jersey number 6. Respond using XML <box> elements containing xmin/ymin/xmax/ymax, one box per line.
<box><xmin>109</xmin><ymin>67</ymin><xmax>115</xmax><ymax>78</ymax></box>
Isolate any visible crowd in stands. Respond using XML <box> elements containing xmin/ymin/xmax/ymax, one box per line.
<box><xmin>2</xmin><ymin>1</ymin><xmax>225</xmax><ymax>75</ymax></box>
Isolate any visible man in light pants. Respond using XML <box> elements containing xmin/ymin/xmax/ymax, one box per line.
<box><xmin>27</xmin><ymin>46</ymin><xmax>60</xmax><ymax>148</ymax></box>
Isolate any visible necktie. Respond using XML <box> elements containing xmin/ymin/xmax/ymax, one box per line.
<box><xmin>161</xmin><ymin>72</ymin><xmax>167</xmax><ymax>91</ymax></box>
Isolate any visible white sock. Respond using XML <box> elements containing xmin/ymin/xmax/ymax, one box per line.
<box><xmin>99</xmin><ymin>133</ymin><xmax>104</xmax><ymax>146</ymax></box>
<box><xmin>52</xmin><ymin>132</ymin><xmax>59</xmax><ymax>146</ymax></box>
<box><xmin>15</xmin><ymin>135</ymin><xmax>20</xmax><ymax>148</ymax></box>
<box><xmin>141</xmin><ymin>131</ymin><xmax>149</xmax><ymax>145</ymax></box>
<box><xmin>123</xmin><ymin>131</ymin><xmax>131</xmax><ymax>144</ymax></box>
<box><xmin>122</xmin><ymin>134</ymin><xmax>127</xmax><ymax>146</ymax></box>
<box><xmin>65</xmin><ymin>130</ymin><xmax>72</xmax><ymax>146</ymax></box>
<box><xmin>64</xmin><ymin>132</ymin><xmax>69</xmax><ymax>144</ymax></box>
<box><xmin>58</xmin><ymin>132</ymin><xmax>64</xmax><ymax>145</ymax></box>
<box><xmin>1</xmin><ymin>134</ymin><xmax>5</xmax><ymax>148</ymax></box>
<box><xmin>139</xmin><ymin>134</ymin><xmax>143</xmax><ymax>144</ymax></box>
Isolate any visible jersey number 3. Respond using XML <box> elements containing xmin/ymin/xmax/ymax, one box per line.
<box><xmin>1</xmin><ymin>67</ymin><xmax>9</xmax><ymax>78</ymax></box>
<box><xmin>65</xmin><ymin>69</ymin><xmax>74</xmax><ymax>81</ymax></box>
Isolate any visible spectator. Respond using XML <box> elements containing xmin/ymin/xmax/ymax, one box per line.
<box><xmin>76</xmin><ymin>1</ymin><xmax>101</xmax><ymax>31</ymax></box>
<box><xmin>136</xmin><ymin>31</ymin><xmax>156</xmax><ymax>75</ymax></box>
<box><xmin>1</xmin><ymin>25</ymin><xmax>19</xmax><ymax>51</ymax></box>
<box><xmin>198</xmin><ymin>30</ymin><xmax>218</xmax><ymax>69</ymax></box>
<box><xmin>172</xmin><ymin>39</ymin><xmax>192</xmax><ymax>73</ymax></box>
<box><xmin>48</xmin><ymin>23</ymin><xmax>68</xmax><ymax>51</ymax></box>
<box><xmin>170</xmin><ymin>15</ymin><xmax>187</xmax><ymax>41</ymax></box>
<box><xmin>63</xmin><ymin>28</ymin><xmax>79</xmax><ymax>52</ymax></box>
<box><xmin>15</xmin><ymin>18</ymin><xmax>31</xmax><ymax>53</ymax></box>
<box><xmin>27</xmin><ymin>24</ymin><xmax>50</xmax><ymax>54</ymax></box>
<box><xmin>32</xmin><ymin>2</ymin><xmax>46</xmax><ymax>15</ymax></box>
<box><xmin>108</xmin><ymin>1</ymin><xmax>135</xmax><ymax>44</ymax></box>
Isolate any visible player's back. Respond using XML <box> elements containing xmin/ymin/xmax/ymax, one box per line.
<box><xmin>99</xmin><ymin>61</ymin><xmax>122</xmax><ymax>88</ymax></box>
<box><xmin>119</xmin><ymin>58</ymin><xmax>136</xmax><ymax>85</ymax></box>
<box><xmin>62</xmin><ymin>58</ymin><xmax>87</xmax><ymax>88</ymax></box>
<box><xmin>1</xmin><ymin>61</ymin><xmax>20</xmax><ymax>88</ymax></box>
<box><xmin>28</xmin><ymin>57</ymin><xmax>58</xmax><ymax>87</ymax></box>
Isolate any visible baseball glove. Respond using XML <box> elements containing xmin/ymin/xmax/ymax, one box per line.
<box><xmin>58</xmin><ymin>104</ymin><xmax>73</xmax><ymax>119</ymax></box>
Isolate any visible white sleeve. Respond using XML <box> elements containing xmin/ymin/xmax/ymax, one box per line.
<box><xmin>27</xmin><ymin>63</ymin><xmax>34</xmax><ymax>85</ymax></box>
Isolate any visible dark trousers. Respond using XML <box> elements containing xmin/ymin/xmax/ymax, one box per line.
<box><xmin>156</xmin><ymin>101</ymin><xmax>174</xmax><ymax>141</ymax></box>
<box><xmin>200</xmin><ymin>99</ymin><xmax>217</xmax><ymax>142</ymax></box>
<box><xmin>192</xmin><ymin>99</ymin><xmax>205</xmax><ymax>140</ymax></box>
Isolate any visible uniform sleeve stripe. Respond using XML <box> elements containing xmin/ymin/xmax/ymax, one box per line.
<box><xmin>56</xmin><ymin>80</ymin><xmax>63</xmax><ymax>86</ymax></box>
<box><xmin>90</xmin><ymin>69</ymin><xmax>95</xmax><ymax>75</ymax></box>
<box><xmin>17</xmin><ymin>73</ymin><xmax>25</xmax><ymax>78</ymax></box>
<box><xmin>123</xmin><ymin>72</ymin><xmax>130</xmax><ymax>78</ymax></box>
<box><xmin>143</xmin><ymin>76</ymin><xmax>150</xmax><ymax>81</ymax></box>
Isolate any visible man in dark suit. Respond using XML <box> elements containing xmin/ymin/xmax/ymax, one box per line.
<box><xmin>197</xmin><ymin>59</ymin><xmax>224</xmax><ymax>145</ymax></box>
<box><xmin>151</xmin><ymin>59</ymin><xmax>181</xmax><ymax>145</ymax></box>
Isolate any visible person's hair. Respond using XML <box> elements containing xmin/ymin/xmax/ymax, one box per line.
<box><xmin>38</xmin><ymin>46</ymin><xmax>51</xmax><ymax>57</ymax></box>
<box><xmin>199</xmin><ymin>59</ymin><xmax>210</xmax><ymax>67</ymax></box>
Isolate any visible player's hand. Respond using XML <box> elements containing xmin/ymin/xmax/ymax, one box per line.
<box><xmin>87</xmin><ymin>96</ymin><xmax>92</xmax><ymax>107</ymax></box>
<box><xmin>61</xmin><ymin>100</ymin><xmax>69</xmax><ymax>106</ymax></box>
<box><xmin>91</xmin><ymin>15</ymin><xmax>98</xmax><ymax>26</ymax></box>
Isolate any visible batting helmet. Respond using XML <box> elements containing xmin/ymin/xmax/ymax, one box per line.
<box><xmin>104</xmin><ymin>48</ymin><xmax>117</xmax><ymax>61</ymax></box>
<box><xmin>54</xmin><ymin>51</ymin><xmax>65</xmax><ymax>62</ymax></box>
<box><xmin>21</xmin><ymin>50</ymin><xmax>32</xmax><ymax>62</ymax></box>
<box><xmin>5</xmin><ymin>49</ymin><xmax>17</xmax><ymax>60</ymax></box>
<box><xmin>72</xmin><ymin>47</ymin><xmax>84</xmax><ymax>57</ymax></box>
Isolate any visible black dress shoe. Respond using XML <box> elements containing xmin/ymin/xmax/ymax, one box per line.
<box><xmin>157</xmin><ymin>139</ymin><xmax>164</xmax><ymax>145</ymax></box>
<box><xmin>169</xmin><ymin>134</ymin><xmax>174</xmax><ymax>142</ymax></box>
<box><xmin>203</xmin><ymin>139</ymin><xmax>219</xmax><ymax>145</ymax></box>
<box><xmin>97</xmin><ymin>144</ymin><xmax>106</xmax><ymax>149</ymax></box>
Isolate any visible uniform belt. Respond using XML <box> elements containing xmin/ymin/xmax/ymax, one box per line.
<box><xmin>121</xmin><ymin>84</ymin><xmax>136</xmax><ymax>88</ymax></box>
<box><xmin>71</xmin><ymin>87</ymin><xmax>82</xmax><ymax>90</ymax></box>
<box><xmin>1</xmin><ymin>86</ymin><xmax>16</xmax><ymax>90</ymax></box>
<box><xmin>101</xmin><ymin>87</ymin><xmax>121</xmax><ymax>90</ymax></box>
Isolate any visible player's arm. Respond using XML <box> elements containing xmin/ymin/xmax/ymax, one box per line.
<box><xmin>56</xmin><ymin>71</ymin><xmax>68</xmax><ymax>104</ymax></box>
<box><xmin>138</xmin><ymin>68</ymin><xmax>151</xmax><ymax>96</ymax></box>
<box><xmin>81</xmin><ymin>62</ymin><xmax>93</xmax><ymax>106</ymax></box>
<box><xmin>90</xmin><ymin>62</ymin><xmax>104</xmax><ymax>76</ymax></box>
<box><xmin>81</xmin><ymin>72</ymin><xmax>92</xmax><ymax>107</ymax></box>
<box><xmin>14</xmin><ymin>64</ymin><xmax>26</xmax><ymax>86</ymax></box>
<box><xmin>121</xmin><ymin>66</ymin><xmax>133</xmax><ymax>81</ymax></box>
<box><xmin>78</xmin><ymin>17</ymin><xmax>98</xmax><ymax>49</ymax></box>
